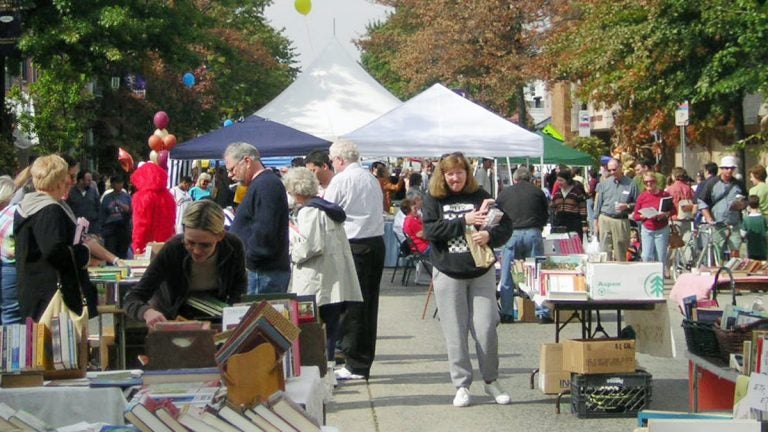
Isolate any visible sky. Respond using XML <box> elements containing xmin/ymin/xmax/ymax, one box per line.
<box><xmin>264</xmin><ymin>0</ymin><xmax>392</xmax><ymax>70</ymax></box>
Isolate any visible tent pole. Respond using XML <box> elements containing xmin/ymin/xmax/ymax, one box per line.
<box><xmin>506</xmin><ymin>157</ymin><xmax>512</xmax><ymax>190</ymax></box>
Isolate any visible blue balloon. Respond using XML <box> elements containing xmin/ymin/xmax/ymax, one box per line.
<box><xmin>182</xmin><ymin>72</ymin><xmax>195</xmax><ymax>88</ymax></box>
<box><xmin>223</xmin><ymin>119</ymin><xmax>234</xmax><ymax>127</ymax></box>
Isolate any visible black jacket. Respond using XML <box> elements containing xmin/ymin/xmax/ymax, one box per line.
<box><xmin>15</xmin><ymin>202</ymin><xmax>96</xmax><ymax>321</ymax></box>
<box><xmin>496</xmin><ymin>180</ymin><xmax>549</xmax><ymax>230</ymax></box>
<box><xmin>123</xmin><ymin>232</ymin><xmax>246</xmax><ymax>321</ymax></box>
<box><xmin>423</xmin><ymin>188</ymin><xmax>512</xmax><ymax>279</ymax></box>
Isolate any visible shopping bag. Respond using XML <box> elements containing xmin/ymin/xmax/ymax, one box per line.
<box><xmin>465</xmin><ymin>226</ymin><xmax>495</xmax><ymax>268</ymax></box>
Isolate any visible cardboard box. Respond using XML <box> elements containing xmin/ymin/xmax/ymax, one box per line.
<box><xmin>538</xmin><ymin>343</ymin><xmax>571</xmax><ymax>394</ymax></box>
<box><xmin>539</xmin><ymin>371</ymin><xmax>571</xmax><ymax>394</ymax></box>
<box><xmin>586</xmin><ymin>262</ymin><xmax>664</xmax><ymax>300</ymax></box>
<box><xmin>562</xmin><ymin>338</ymin><xmax>636</xmax><ymax>374</ymax></box>
<box><xmin>515</xmin><ymin>297</ymin><xmax>537</xmax><ymax>322</ymax></box>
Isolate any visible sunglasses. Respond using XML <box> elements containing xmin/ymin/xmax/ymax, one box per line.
<box><xmin>440</xmin><ymin>151</ymin><xmax>465</xmax><ymax>160</ymax></box>
<box><xmin>607</xmin><ymin>168</ymin><xmax>618</xmax><ymax>172</ymax></box>
<box><xmin>644</xmin><ymin>180</ymin><xmax>656</xmax><ymax>184</ymax></box>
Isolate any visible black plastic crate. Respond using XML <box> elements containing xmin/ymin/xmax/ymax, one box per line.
<box><xmin>571</xmin><ymin>370</ymin><xmax>652</xmax><ymax>418</ymax></box>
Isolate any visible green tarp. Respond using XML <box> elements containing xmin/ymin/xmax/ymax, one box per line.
<box><xmin>506</xmin><ymin>132</ymin><xmax>594</xmax><ymax>166</ymax></box>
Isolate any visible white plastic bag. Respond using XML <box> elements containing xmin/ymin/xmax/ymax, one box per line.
<box><xmin>586</xmin><ymin>235</ymin><xmax>600</xmax><ymax>255</ymax></box>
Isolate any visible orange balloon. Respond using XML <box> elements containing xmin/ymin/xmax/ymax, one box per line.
<box><xmin>162</xmin><ymin>134</ymin><xmax>177</xmax><ymax>151</ymax></box>
<box><xmin>148</xmin><ymin>135</ymin><xmax>164</xmax><ymax>151</ymax></box>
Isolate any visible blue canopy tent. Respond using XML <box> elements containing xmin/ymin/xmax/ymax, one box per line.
<box><xmin>170</xmin><ymin>115</ymin><xmax>331</xmax><ymax>160</ymax></box>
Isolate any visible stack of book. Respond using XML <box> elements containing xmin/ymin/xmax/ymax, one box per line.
<box><xmin>185</xmin><ymin>295</ymin><xmax>229</xmax><ymax>318</ymax></box>
<box><xmin>125</xmin><ymin>390</ymin><xmax>321</xmax><ymax>432</ymax></box>
<box><xmin>0</xmin><ymin>317</ymin><xmax>50</xmax><ymax>373</ymax></box>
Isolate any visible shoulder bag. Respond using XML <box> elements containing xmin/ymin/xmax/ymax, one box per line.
<box><xmin>39</xmin><ymin>246</ymin><xmax>88</xmax><ymax>339</ymax></box>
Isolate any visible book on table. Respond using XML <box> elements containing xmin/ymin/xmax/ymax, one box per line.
<box><xmin>176</xmin><ymin>412</ymin><xmax>212</xmax><ymax>432</ymax></box>
<box><xmin>153</xmin><ymin>408</ymin><xmax>187</xmax><ymax>432</ymax></box>
<box><xmin>217</xmin><ymin>404</ymin><xmax>266</xmax><ymax>432</ymax></box>
<box><xmin>125</xmin><ymin>403</ymin><xmax>173</xmax><ymax>432</ymax></box>
<box><xmin>242</xmin><ymin>407</ymin><xmax>281</xmax><ymax>432</ymax></box>
<box><xmin>247</xmin><ymin>404</ymin><xmax>298</xmax><ymax>432</ymax></box>
<box><xmin>267</xmin><ymin>390</ymin><xmax>321</xmax><ymax>432</ymax></box>
<box><xmin>200</xmin><ymin>410</ymin><xmax>240</xmax><ymax>432</ymax></box>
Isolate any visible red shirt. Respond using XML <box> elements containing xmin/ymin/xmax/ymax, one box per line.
<box><xmin>633</xmin><ymin>189</ymin><xmax>677</xmax><ymax>231</ymax></box>
<box><xmin>665</xmin><ymin>180</ymin><xmax>694</xmax><ymax>221</ymax></box>
<box><xmin>403</xmin><ymin>214</ymin><xmax>430</xmax><ymax>254</ymax></box>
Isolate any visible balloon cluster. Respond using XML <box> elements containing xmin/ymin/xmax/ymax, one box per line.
<box><xmin>147</xmin><ymin>111</ymin><xmax>176</xmax><ymax>170</ymax></box>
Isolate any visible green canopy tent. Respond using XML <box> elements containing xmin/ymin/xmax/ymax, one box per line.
<box><xmin>506</xmin><ymin>132</ymin><xmax>594</xmax><ymax>166</ymax></box>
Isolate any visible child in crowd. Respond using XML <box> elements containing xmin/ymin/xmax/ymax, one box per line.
<box><xmin>741</xmin><ymin>195</ymin><xmax>767</xmax><ymax>260</ymax></box>
<box><xmin>626</xmin><ymin>228</ymin><xmax>641</xmax><ymax>261</ymax></box>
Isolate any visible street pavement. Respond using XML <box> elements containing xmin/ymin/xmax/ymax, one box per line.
<box><xmin>326</xmin><ymin>271</ymin><xmax>695</xmax><ymax>432</ymax></box>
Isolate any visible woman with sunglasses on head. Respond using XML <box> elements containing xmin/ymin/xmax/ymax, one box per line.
<box><xmin>123</xmin><ymin>200</ymin><xmax>246</xmax><ymax>328</ymax></box>
<box><xmin>633</xmin><ymin>173</ymin><xmax>676</xmax><ymax>275</ymax></box>
<box><xmin>422</xmin><ymin>152</ymin><xmax>513</xmax><ymax>408</ymax></box>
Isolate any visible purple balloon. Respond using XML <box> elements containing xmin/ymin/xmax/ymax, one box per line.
<box><xmin>157</xmin><ymin>150</ymin><xmax>169</xmax><ymax>170</ymax></box>
<box><xmin>153</xmin><ymin>111</ymin><xmax>169</xmax><ymax>129</ymax></box>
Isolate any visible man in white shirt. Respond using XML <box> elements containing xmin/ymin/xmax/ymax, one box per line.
<box><xmin>170</xmin><ymin>176</ymin><xmax>193</xmax><ymax>234</ymax></box>
<box><xmin>474</xmin><ymin>158</ymin><xmax>495</xmax><ymax>196</ymax></box>
<box><xmin>325</xmin><ymin>140</ymin><xmax>385</xmax><ymax>381</ymax></box>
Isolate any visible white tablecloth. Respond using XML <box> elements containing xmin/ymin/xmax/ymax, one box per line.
<box><xmin>0</xmin><ymin>386</ymin><xmax>126</xmax><ymax>427</ymax></box>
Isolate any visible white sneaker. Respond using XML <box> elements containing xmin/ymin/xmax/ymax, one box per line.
<box><xmin>453</xmin><ymin>387</ymin><xmax>471</xmax><ymax>407</ymax></box>
<box><xmin>334</xmin><ymin>367</ymin><xmax>365</xmax><ymax>381</ymax></box>
<box><xmin>484</xmin><ymin>381</ymin><xmax>511</xmax><ymax>405</ymax></box>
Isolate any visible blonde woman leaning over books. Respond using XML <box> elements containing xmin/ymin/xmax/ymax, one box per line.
<box><xmin>123</xmin><ymin>200</ymin><xmax>246</xmax><ymax>328</ymax></box>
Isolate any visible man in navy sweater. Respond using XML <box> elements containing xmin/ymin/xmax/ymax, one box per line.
<box><xmin>224</xmin><ymin>142</ymin><xmax>290</xmax><ymax>294</ymax></box>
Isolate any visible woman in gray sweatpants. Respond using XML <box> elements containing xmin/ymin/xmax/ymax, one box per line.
<box><xmin>422</xmin><ymin>153</ymin><xmax>513</xmax><ymax>407</ymax></box>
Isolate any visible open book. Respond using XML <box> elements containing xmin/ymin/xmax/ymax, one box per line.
<box><xmin>639</xmin><ymin>196</ymin><xmax>673</xmax><ymax>219</ymax></box>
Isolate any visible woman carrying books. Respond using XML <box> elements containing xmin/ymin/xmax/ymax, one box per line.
<box><xmin>283</xmin><ymin>167</ymin><xmax>363</xmax><ymax>362</ymax></box>
<box><xmin>123</xmin><ymin>200</ymin><xmax>246</xmax><ymax>328</ymax></box>
<box><xmin>633</xmin><ymin>173</ymin><xmax>677</xmax><ymax>275</ymax></box>
<box><xmin>422</xmin><ymin>152</ymin><xmax>513</xmax><ymax>408</ymax></box>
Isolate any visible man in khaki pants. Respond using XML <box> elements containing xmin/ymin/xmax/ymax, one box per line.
<box><xmin>592</xmin><ymin>158</ymin><xmax>638</xmax><ymax>261</ymax></box>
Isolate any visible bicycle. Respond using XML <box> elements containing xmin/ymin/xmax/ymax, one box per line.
<box><xmin>669</xmin><ymin>222</ymin><xmax>732</xmax><ymax>281</ymax></box>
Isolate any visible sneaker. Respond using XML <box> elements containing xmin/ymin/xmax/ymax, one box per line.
<box><xmin>484</xmin><ymin>381</ymin><xmax>511</xmax><ymax>405</ymax></box>
<box><xmin>453</xmin><ymin>387</ymin><xmax>471</xmax><ymax>407</ymax></box>
<box><xmin>334</xmin><ymin>367</ymin><xmax>365</xmax><ymax>381</ymax></box>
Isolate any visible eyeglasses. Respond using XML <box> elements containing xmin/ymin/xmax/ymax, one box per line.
<box><xmin>607</xmin><ymin>168</ymin><xmax>618</xmax><ymax>172</ymax></box>
<box><xmin>183</xmin><ymin>238</ymin><xmax>216</xmax><ymax>252</ymax></box>
<box><xmin>226</xmin><ymin>158</ymin><xmax>245</xmax><ymax>175</ymax></box>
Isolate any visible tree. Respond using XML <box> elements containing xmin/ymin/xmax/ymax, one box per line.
<box><xmin>7</xmin><ymin>0</ymin><xmax>295</xmax><ymax>171</ymax></box>
<box><xmin>534</xmin><ymin>0</ymin><xmax>768</xmax><ymax>157</ymax></box>
<box><xmin>359</xmin><ymin>0</ymin><xmax>556</xmax><ymax>126</ymax></box>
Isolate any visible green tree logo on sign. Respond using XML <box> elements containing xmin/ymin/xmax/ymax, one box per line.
<box><xmin>644</xmin><ymin>273</ymin><xmax>664</xmax><ymax>298</ymax></box>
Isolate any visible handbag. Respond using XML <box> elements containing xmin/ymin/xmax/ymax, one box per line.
<box><xmin>464</xmin><ymin>226</ymin><xmax>496</xmax><ymax>268</ymax></box>
<box><xmin>668</xmin><ymin>224</ymin><xmax>685</xmax><ymax>249</ymax></box>
<box><xmin>39</xmin><ymin>247</ymin><xmax>88</xmax><ymax>339</ymax></box>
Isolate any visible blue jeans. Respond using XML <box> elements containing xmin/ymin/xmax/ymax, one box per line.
<box><xmin>246</xmin><ymin>269</ymin><xmax>290</xmax><ymax>295</ymax></box>
<box><xmin>1</xmin><ymin>263</ymin><xmax>20</xmax><ymax>325</ymax></box>
<box><xmin>640</xmin><ymin>225</ymin><xmax>670</xmax><ymax>267</ymax></box>
<box><xmin>499</xmin><ymin>228</ymin><xmax>544</xmax><ymax>318</ymax></box>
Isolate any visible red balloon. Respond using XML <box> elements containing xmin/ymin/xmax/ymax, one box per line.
<box><xmin>157</xmin><ymin>150</ymin><xmax>169</xmax><ymax>170</ymax></box>
<box><xmin>117</xmin><ymin>147</ymin><xmax>134</xmax><ymax>172</ymax></box>
<box><xmin>148</xmin><ymin>135</ymin><xmax>164</xmax><ymax>152</ymax></box>
<box><xmin>153</xmin><ymin>111</ymin><xmax>169</xmax><ymax>129</ymax></box>
<box><xmin>162</xmin><ymin>134</ymin><xmax>177</xmax><ymax>151</ymax></box>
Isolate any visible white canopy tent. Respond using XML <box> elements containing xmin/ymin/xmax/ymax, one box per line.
<box><xmin>343</xmin><ymin>83</ymin><xmax>544</xmax><ymax>159</ymax></box>
<box><xmin>255</xmin><ymin>39</ymin><xmax>402</xmax><ymax>141</ymax></box>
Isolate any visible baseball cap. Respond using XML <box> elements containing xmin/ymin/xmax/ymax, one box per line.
<box><xmin>720</xmin><ymin>155</ymin><xmax>738</xmax><ymax>168</ymax></box>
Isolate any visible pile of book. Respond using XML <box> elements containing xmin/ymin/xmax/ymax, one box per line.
<box><xmin>0</xmin><ymin>402</ymin><xmax>52</xmax><ymax>431</ymax></box>
<box><xmin>722</xmin><ymin>257</ymin><xmax>768</xmax><ymax>274</ymax></box>
<box><xmin>0</xmin><ymin>318</ymin><xmax>49</xmax><ymax>373</ymax></box>
<box><xmin>186</xmin><ymin>294</ymin><xmax>229</xmax><ymax>318</ymax></box>
<box><xmin>125</xmin><ymin>390</ymin><xmax>321</xmax><ymax>432</ymax></box>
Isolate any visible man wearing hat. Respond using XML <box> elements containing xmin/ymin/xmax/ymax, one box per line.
<box><xmin>697</xmin><ymin>155</ymin><xmax>746</xmax><ymax>257</ymax></box>
<box><xmin>474</xmin><ymin>158</ymin><xmax>495</xmax><ymax>196</ymax></box>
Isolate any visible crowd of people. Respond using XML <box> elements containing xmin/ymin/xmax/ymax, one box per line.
<box><xmin>3</xmin><ymin>141</ymin><xmax>768</xmax><ymax>409</ymax></box>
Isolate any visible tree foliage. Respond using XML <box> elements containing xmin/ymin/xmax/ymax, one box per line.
<box><xmin>7</xmin><ymin>0</ymin><xmax>296</xmax><ymax>172</ymax></box>
<box><xmin>359</xmin><ymin>0</ymin><xmax>555</xmax><ymax>124</ymax></box>
<box><xmin>535</xmin><ymin>0</ymin><xmax>768</xmax><ymax>155</ymax></box>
